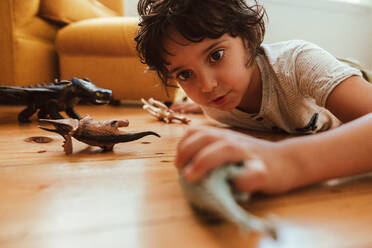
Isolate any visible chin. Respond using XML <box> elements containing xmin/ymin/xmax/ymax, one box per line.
<box><xmin>214</xmin><ymin>102</ymin><xmax>237</xmax><ymax>111</ymax></box>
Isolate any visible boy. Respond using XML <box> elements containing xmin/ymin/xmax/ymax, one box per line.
<box><xmin>135</xmin><ymin>0</ymin><xmax>372</xmax><ymax>193</ymax></box>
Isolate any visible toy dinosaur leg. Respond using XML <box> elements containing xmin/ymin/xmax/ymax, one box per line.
<box><xmin>101</xmin><ymin>144</ymin><xmax>114</xmax><ymax>152</ymax></box>
<box><xmin>65</xmin><ymin>107</ymin><xmax>82</xmax><ymax>119</ymax></box>
<box><xmin>47</xmin><ymin>102</ymin><xmax>64</xmax><ymax>119</ymax></box>
<box><xmin>63</xmin><ymin>136</ymin><xmax>73</xmax><ymax>155</ymax></box>
<box><xmin>37</xmin><ymin>107</ymin><xmax>49</xmax><ymax>120</ymax></box>
<box><xmin>18</xmin><ymin>105</ymin><xmax>37</xmax><ymax>123</ymax></box>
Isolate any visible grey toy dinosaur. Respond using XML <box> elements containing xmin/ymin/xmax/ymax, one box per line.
<box><xmin>178</xmin><ymin>160</ymin><xmax>277</xmax><ymax>239</ymax></box>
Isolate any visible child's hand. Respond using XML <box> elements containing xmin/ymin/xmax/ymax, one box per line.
<box><xmin>170</xmin><ymin>101</ymin><xmax>202</xmax><ymax>114</ymax></box>
<box><xmin>175</xmin><ymin>126</ymin><xmax>297</xmax><ymax>194</ymax></box>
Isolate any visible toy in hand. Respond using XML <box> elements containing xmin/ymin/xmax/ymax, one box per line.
<box><xmin>179</xmin><ymin>160</ymin><xmax>277</xmax><ymax>239</ymax></box>
<box><xmin>0</xmin><ymin>78</ymin><xmax>112</xmax><ymax>123</ymax></box>
<box><xmin>141</xmin><ymin>98</ymin><xmax>191</xmax><ymax>124</ymax></box>
<box><xmin>39</xmin><ymin>115</ymin><xmax>160</xmax><ymax>155</ymax></box>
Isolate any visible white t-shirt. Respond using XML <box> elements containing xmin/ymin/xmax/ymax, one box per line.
<box><xmin>202</xmin><ymin>40</ymin><xmax>362</xmax><ymax>134</ymax></box>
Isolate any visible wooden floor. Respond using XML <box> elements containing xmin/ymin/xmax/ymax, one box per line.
<box><xmin>0</xmin><ymin>104</ymin><xmax>371</xmax><ymax>248</ymax></box>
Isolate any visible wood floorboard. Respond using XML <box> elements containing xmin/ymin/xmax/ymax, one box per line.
<box><xmin>0</xmin><ymin>105</ymin><xmax>371</xmax><ymax>248</ymax></box>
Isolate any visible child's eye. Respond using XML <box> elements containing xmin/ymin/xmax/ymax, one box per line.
<box><xmin>177</xmin><ymin>70</ymin><xmax>193</xmax><ymax>81</ymax></box>
<box><xmin>209</xmin><ymin>49</ymin><xmax>224</xmax><ymax>63</ymax></box>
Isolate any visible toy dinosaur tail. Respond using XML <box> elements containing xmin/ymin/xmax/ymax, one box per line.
<box><xmin>80</xmin><ymin>131</ymin><xmax>161</xmax><ymax>143</ymax></box>
<box><xmin>0</xmin><ymin>86</ymin><xmax>28</xmax><ymax>104</ymax></box>
<box><xmin>111</xmin><ymin>131</ymin><xmax>161</xmax><ymax>142</ymax></box>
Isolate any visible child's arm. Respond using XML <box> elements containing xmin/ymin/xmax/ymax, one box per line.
<box><xmin>176</xmin><ymin>113</ymin><xmax>372</xmax><ymax>194</ymax></box>
<box><xmin>326</xmin><ymin>75</ymin><xmax>372</xmax><ymax>122</ymax></box>
<box><xmin>170</xmin><ymin>98</ymin><xmax>203</xmax><ymax>114</ymax></box>
<box><xmin>170</xmin><ymin>101</ymin><xmax>203</xmax><ymax>113</ymax></box>
<box><xmin>293</xmin><ymin>41</ymin><xmax>372</xmax><ymax>123</ymax></box>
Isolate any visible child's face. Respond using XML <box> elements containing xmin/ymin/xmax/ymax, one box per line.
<box><xmin>164</xmin><ymin>32</ymin><xmax>258</xmax><ymax>111</ymax></box>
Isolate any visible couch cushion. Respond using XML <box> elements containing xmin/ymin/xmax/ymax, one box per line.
<box><xmin>38</xmin><ymin>0</ymin><xmax>119</xmax><ymax>24</ymax></box>
<box><xmin>56</xmin><ymin>17</ymin><xmax>139</xmax><ymax>56</ymax></box>
<box><xmin>13</xmin><ymin>0</ymin><xmax>40</xmax><ymax>27</ymax></box>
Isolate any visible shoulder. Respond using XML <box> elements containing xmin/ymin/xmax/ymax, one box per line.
<box><xmin>261</xmin><ymin>39</ymin><xmax>313</xmax><ymax>51</ymax></box>
<box><xmin>260</xmin><ymin>40</ymin><xmax>360</xmax><ymax>78</ymax></box>
<box><xmin>260</xmin><ymin>40</ymin><xmax>329</xmax><ymax>64</ymax></box>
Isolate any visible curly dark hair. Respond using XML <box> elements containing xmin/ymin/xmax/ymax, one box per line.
<box><xmin>135</xmin><ymin>0</ymin><xmax>267</xmax><ymax>86</ymax></box>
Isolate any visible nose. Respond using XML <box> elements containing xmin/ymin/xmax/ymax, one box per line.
<box><xmin>199</xmin><ymin>69</ymin><xmax>217</xmax><ymax>93</ymax></box>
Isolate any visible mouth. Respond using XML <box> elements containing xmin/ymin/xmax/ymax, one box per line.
<box><xmin>211</xmin><ymin>91</ymin><xmax>230</xmax><ymax>105</ymax></box>
<box><xmin>94</xmin><ymin>99</ymin><xmax>110</xmax><ymax>105</ymax></box>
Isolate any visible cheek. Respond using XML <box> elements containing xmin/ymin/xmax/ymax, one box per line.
<box><xmin>222</xmin><ymin>60</ymin><xmax>250</xmax><ymax>89</ymax></box>
<box><xmin>179</xmin><ymin>84</ymin><xmax>204</xmax><ymax>104</ymax></box>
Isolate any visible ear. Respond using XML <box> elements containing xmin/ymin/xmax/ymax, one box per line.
<box><xmin>241</xmin><ymin>37</ymin><xmax>250</xmax><ymax>49</ymax></box>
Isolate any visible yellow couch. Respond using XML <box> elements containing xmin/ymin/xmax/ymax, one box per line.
<box><xmin>1</xmin><ymin>0</ymin><xmax>178</xmax><ymax>102</ymax></box>
<box><xmin>0</xmin><ymin>0</ymin><xmax>122</xmax><ymax>86</ymax></box>
<box><xmin>56</xmin><ymin>17</ymin><xmax>178</xmax><ymax>102</ymax></box>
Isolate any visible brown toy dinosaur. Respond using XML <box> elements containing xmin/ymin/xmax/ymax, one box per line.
<box><xmin>39</xmin><ymin>115</ymin><xmax>160</xmax><ymax>154</ymax></box>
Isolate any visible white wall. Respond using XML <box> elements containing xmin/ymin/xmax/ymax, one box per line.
<box><xmin>263</xmin><ymin>0</ymin><xmax>372</xmax><ymax>69</ymax></box>
<box><xmin>124</xmin><ymin>0</ymin><xmax>138</xmax><ymax>17</ymax></box>
<box><xmin>124</xmin><ymin>0</ymin><xmax>372</xmax><ymax>69</ymax></box>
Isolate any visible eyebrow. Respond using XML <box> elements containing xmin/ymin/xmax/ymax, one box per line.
<box><xmin>201</xmin><ymin>39</ymin><xmax>227</xmax><ymax>57</ymax></box>
<box><xmin>169</xmin><ymin>66</ymin><xmax>182</xmax><ymax>75</ymax></box>
<box><xmin>168</xmin><ymin>39</ymin><xmax>227</xmax><ymax>75</ymax></box>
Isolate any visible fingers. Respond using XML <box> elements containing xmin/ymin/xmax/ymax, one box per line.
<box><xmin>175</xmin><ymin>126</ymin><xmax>270</xmax><ymax>192</ymax></box>
<box><xmin>183</xmin><ymin>140</ymin><xmax>246</xmax><ymax>182</ymax></box>
<box><xmin>169</xmin><ymin>103</ymin><xmax>185</xmax><ymax>113</ymax></box>
<box><xmin>176</xmin><ymin>126</ymin><xmax>254</xmax><ymax>169</ymax></box>
<box><xmin>234</xmin><ymin>160</ymin><xmax>268</xmax><ymax>193</ymax></box>
<box><xmin>175</xmin><ymin>126</ymin><xmax>219</xmax><ymax>169</ymax></box>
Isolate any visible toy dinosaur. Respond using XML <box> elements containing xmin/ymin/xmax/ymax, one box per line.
<box><xmin>178</xmin><ymin>160</ymin><xmax>277</xmax><ymax>239</ymax></box>
<box><xmin>141</xmin><ymin>98</ymin><xmax>191</xmax><ymax>124</ymax></box>
<box><xmin>39</xmin><ymin>115</ymin><xmax>160</xmax><ymax>155</ymax></box>
<box><xmin>0</xmin><ymin>78</ymin><xmax>112</xmax><ymax>123</ymax></box>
